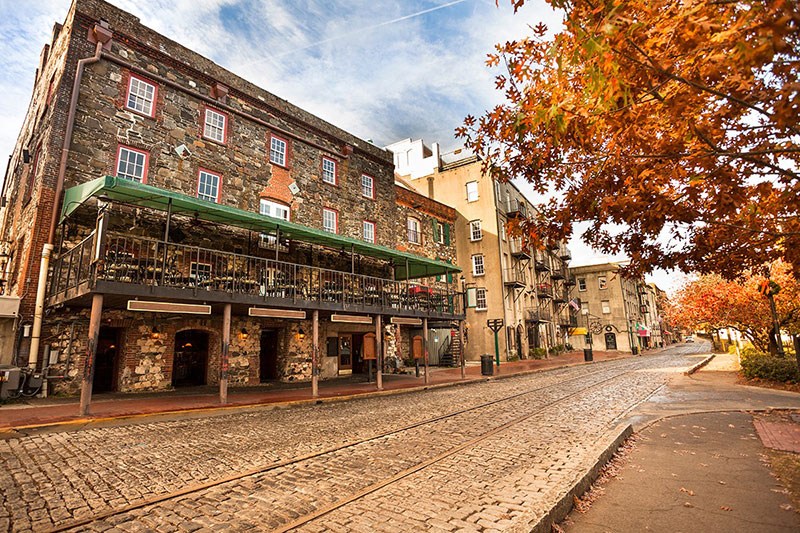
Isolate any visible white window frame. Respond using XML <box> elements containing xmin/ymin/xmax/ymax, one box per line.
<box><xmin>270</xmin><ymin>136</ymin><xmax>287</xmax><ymax>167</ymax></box>
<box><xmin>203</xmin><ymin>108</ymin><xmax>226</xmax><ymax>143</ymax></box>
<box><xmin>435</xmin><ymin>221</ymin><xmax>445</xmax><ymax>244</ymax></box>
<box><xmin>116</xmin><ymin>146</ymin><xmax>147</xmax><ymax>183</ymax></box>
<box><xmin>466</xmin><ymin>181</ymin><xmax>479</xmax><ymax>202</ymax></box>
<box><xmin>361</xmin><ymin>174</ymin><xmax>375</xmax><ymax>199</ymax></box>
<box><xmin>260</xmin><ymin>198</ymin><xmax>290</xmax><ymax>220</ymax></box>
<box><xmin>407</xmin><ymin>217</ymin><xmax>421</xmax><ymax>244</ymax></box>
<box><xmin>126</xmin><ymin>76</ymin><xmax>156</xmax><ymax>117</ymax></box>
<box><xmin>322</xmin><ymin>157</ymin><xmax>337</xmax><ymax>185</ymax></box>
<box><xmin>470</xmin><ymin>220</ymin><xmax>482</xmax><ymax>241</ymax></box>
<box><xmin>362</xmin><ymin>220</ymin><xmax>375</xmax><ymax>243</ymax></box>
<box><xmin>578</xmin><ymin>278</ymin><xmax>587</xmax><ymax>291</ymax></box>
<box><xmin>475</xmin><ymin>288</ymin><xmax>488</xmax><ymax>311</ymax></box>
<box><xmin>323</xmin><ymin>208</ymin><xmax>338</xmax><ymax>234</ymax></box>
<box><xmin>472</xmin><ymin>254</ymin><xmax>485</xmax><ymax>276</ymax></box>
<box><xmin>601</xmin><ymin>300</ymin><xmax>611</xmax><ymax>314</ymax></box>
<box><xmin>197</xmin><ymin>170</ymin><xmax>220</xmax><ymax>203</ymax></box>
<box><xmin>598</xmin><ymin>276</ymin><xmax>608</xmax><ymax>290</ymax></box>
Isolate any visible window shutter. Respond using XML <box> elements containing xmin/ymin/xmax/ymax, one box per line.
<box><xmin>432</xmin><ymin>219</ymin><xmax>439</xmax><ymax>242</ymax></box>
<box><xmin>446</xmin><ymin>259</ymin><xmax>453</xmax><ymax>283</ymax></box>
<box><xmin>444</xmin><ymin>223</ymin><xmax>451</xmax><ymax>245</ymax></box>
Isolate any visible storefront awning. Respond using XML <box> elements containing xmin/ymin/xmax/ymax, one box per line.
<box><xmin>60</xmin><ymin>176</ymin><xmax>460</xmax><ymax>281</ymax></box>
<box><xmin>569</xmin><ymin>327</ymin><xmax>588</xmax><ymax>336</ymax></box>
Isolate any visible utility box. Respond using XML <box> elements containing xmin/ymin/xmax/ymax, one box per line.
<box><xmin>0</xmin><ymin>365</ymin><xmax>21</xmax><ymax>400</ymax></box>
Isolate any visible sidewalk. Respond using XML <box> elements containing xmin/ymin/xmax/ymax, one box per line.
<box><xmin>0</xmin><ymin>348</ymin><xmax>642</xmax><ymax>433</ymax></box>
<box><xmin>563</xmin><ymin>352</ymin><xmax>800</xmax><ymax>533</ymax></box>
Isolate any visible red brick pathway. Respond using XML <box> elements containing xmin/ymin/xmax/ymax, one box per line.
<box><xmin>753</xmin><ymin>418</ymin><xmax>800</xmax><ymax>453</ymax></box>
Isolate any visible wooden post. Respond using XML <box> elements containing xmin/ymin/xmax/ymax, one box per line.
<box><xmin>79</xmin><ymin>293</ymin><xmax>104</xmax><ymax>416</ymax></box>
<box><xmin>220</xmin><ymin>303</ymin><xmax>231</xmax><ymax>404</ymax></box>
<box><xmin>376</xmin><ymin>315</ymin><xmax>383</xmax><ymax>391</ymax></box>
<box><xmin>423</xmin><ymin>317</ymin><xmax>429</xmax><ymax>385</ymax></box>
<box><xmin>459</xmin><ymin>319</ymin><xmax>466</xmax><ymax>379</ymax></box>
<box><xmin>312</xmin><ymin>310</ymin><xmax>319</xmax><ymax>397</ymax></box>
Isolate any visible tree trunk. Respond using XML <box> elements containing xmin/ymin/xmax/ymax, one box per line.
<box><xmin>794</xmin><ymin>335</ymin><xmax>800</xmax><ymax>370</ymax></box>
<box><xmin>768</xmin><ymin>332</ymin><xmax>778</xmax><ymax>357</ymax></box>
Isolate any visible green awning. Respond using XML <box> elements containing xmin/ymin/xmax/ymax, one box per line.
<box><xmin>60</xmin><ymin>176</ymin><xmax>460</xmax><ymax>280</ymax></box>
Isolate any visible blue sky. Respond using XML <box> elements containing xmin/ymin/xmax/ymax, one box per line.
<box><xmin>0</xmin><ymin>0</ymin><xmax>681</xmax><ymax>290</ymax></box>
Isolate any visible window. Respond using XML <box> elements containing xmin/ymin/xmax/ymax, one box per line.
<box><xmin>270</xmin><ymin>135</ymin><xmax>287</xmax><ymax>166</ymax></box>
<box><xmin>602</xmin><ymin>300</ymin><xmax>611</xmax><ymax>314</ymax></box>
<box><xmin>598</xmin><ymin>276</ymin><xmax>608</xmax><ymax>290</ymax></box>
<box><xmin>116</xmin><ymin>145</ymin><xmax>148</xmax><ymax>183</ymax></box>
<box><xmin>190</xmin><ymin>262</ymin><xmax>212</xmax><ymax>282</ymax></box>
<box><xmin>260</xmin><ymin>198</ymin><xmax>290</xmax><ymax>220</ymax></box>
<box><xmin>466</xmin><ymin>181</ymin><xmax>479</xmax><ymax>202</ymax></box>
<box><xmin>470</xmin><ymin>220</ymin><xmax>482</xmax><ymax>241</ymax></box>
<box><xmin>23</xmin><ymin>144</ymin><xmax>41</xmax><ymax>205</ymax></box>
<box><xmin>476</xmin><ymin>288</ymin><xmax>488</xmax><ymax>310</ymax></box>
<box><xmin>322</xmin><ymin>157</ymin><xmax>337</xmax><ymax>185</ymax></box>
<box><xmin>126</xmin><ymin>75</ymin><xmax>156</xmax><ymax>117</ymax></box>
<box><xmin>197</xmin><ymin>170</ymin><xmax>220</xmax><ymax>202</ymax></box>
<box><xmin>203</xmin><ymin>108</ymin><xmax>227</xmax><ymax>143</ymax></box>
<box><xmin>578</xmin><ymin>278</ymin><xmax>587</xmax><ymax>291</ymax></box>
<box><xmin>407</xmin><ymin>217</ymin><xmax>421</xmax><ymax>244</ymax></box>
<box><xmin>362</xmin><ymin>220</ymin><xmax>375</xmax><ymax>243</ymax></box>
<box><xmin>361</xmin><ymin>174</ymin><xmax>375</xmax><ymax>199</ymax></box>
<box><xmin>472</xmin><ymin>254</ymin><xmax>485</xmax><ymax>276</ymax></box>
<box><xmin>433</xmin><ymin>221</ymin><xmax>445</xmax><ymax>244</ymax></box>
<box><xmin>323</xmin><ymin>208</ymin><xmax>338</xmax><ymax>233</ymax></box>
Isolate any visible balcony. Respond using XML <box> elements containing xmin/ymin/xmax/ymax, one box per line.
<box><xmin>534</xmin><ymin>251</ymin><xmax>551</xmax><ymax>272</ymax></box>
<box><xmin>526</xmin><ymin>308</ymin><xmax>552</xmax><ymax>322</ymax></box>
<box><xmin>565</xmin><ymin>275</ymin><xmax>576</xmax><ymax>287</ymax></box>
<box><xmin>505</xmin><ymin>198</ymin><xmax>528</xmax><ymax>219</ymax></box>
<box><xmin>558</xmin><ymin>244</ymin><xmax>572</xmax><ymax>260</ymax></box>
<box><xmin>503</xmin><ymin>267</ymin><xmax>527</xmax><ymax>288</ymax></box>
<box><xmin>536</xmin><ymin>283</ymin><xmax>553</xmax><ymax>298</ymax></box>
<box><xmin>558</xmin><ymin>314</ymin><xmax>578</xmax><ymax>328</ymax></box>
<box><xmin>48</xmin><ymin>233</ymin><xmax>463</xmax><ymax>320</ymax></box>
<box><xmin>509</xmin><ymin>238</ymin><xmax>531</xmax><ymax>260</ymax></box>
<box><xmin>551</xmin><ymin>266</ymin><xmax>566</xmax><ymax>280</ymax></box>
<box><xmin>553</xmin><ymin>289</ymin><xmax>568</xmax><ymax>303</ymax></box>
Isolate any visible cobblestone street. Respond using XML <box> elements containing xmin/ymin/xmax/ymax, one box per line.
<box><xmin>0</xmin><ymin>345</ymin><xmax>707</xmax><ymax>532</ymax></box>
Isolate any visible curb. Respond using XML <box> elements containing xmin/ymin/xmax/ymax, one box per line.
<box><xmin>684</xmin><ymin>353</ymin><xmax>715</xmax><ymax>375</ymax></box>
<box><xmin>513</xmin><ymin>423</ymin><xmax>634</xmax><ymax>533</ymax></box>
<box><xmin>0</xmin><ymin>355</ymin><xmax>636</xmax><ymax>435</ymax></box>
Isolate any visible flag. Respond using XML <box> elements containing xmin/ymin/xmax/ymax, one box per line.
<box><xmin>569</xmin><ymin>298</ymin><xmax>580</xmax><ymax>311</ymax></box>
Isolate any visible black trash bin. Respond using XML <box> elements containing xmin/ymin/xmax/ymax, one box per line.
<box><xmin>583</xmin><ymin>348</ymin><xmax>593</xmax><ymax>362</ymax></box>
<box><xmin>480</xmin><ymin>354</ymin><xmax>494</xmax><ymax>376</ymax></box>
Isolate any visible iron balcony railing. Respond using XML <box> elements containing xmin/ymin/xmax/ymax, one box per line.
<box><xmin>536</xmin><ymin>283</ymin><xmax>553</xmax><ymax>298</ymax></box>
<box><xmin>509</xmin><ymin>238</ymin><xmax>531</xmax><ymax>259</ymax></box>
<box><xmin>558</xmin><ymin>314</ymin><xmax>578</xmax><ymax>327</ymax></box>
<box><xmin>505</xmin><ymin>198</ymin><xmax>528</xmax><ymax>219</ymax></box>
<box><xmin>558</xmin><ymin>244</ymin><xmax>572</xmax><ymax>260</ymax></box>
<box><xmin>526</xmin><ymin>308</ymin><xmax>552</xmax><ymax>322</ymax></box>
<box><xmin>533</xmin><ymin>251</ymin><xmax>551</xmax><ymax>272</ymax></box>
<box><xmin>503</xmin><ymin>267</ymin><xmax>527</xmax><ymax>287</ymax></box>
<box><xmin>49</xmin><ymin>233</ymin><xmax>463</xmax><ymax>317</ymax></box>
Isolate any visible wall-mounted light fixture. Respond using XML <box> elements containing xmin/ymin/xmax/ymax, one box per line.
<box><xmin>151</xmin><ymin>325</ymin><xmax>161</xmax><ymax>339</ymax></box>
<box><xmin>297</xmin><ymin>328</ymin><xmax>306</xmax><ymax>340</ymax></box>
<box><xmin>240</xmin><ymin>328</ymin><xmax>249</xmax><ymax>340</ymax></box>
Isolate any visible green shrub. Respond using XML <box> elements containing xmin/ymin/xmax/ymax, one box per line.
<box><xmin>530</xmin><ymin>347</ymin><xmax>547</xmax><ymax>359</ymax></box>
<box><xmin>740</xmin><ymin>350</ymin><xmax>800</xmax><ymax>383</ymax></box>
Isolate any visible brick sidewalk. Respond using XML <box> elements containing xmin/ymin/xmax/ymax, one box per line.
<box><xmin>0</xmin><ymin>348</ymin><xmax>654</xmax><ymax>431</ymax></box>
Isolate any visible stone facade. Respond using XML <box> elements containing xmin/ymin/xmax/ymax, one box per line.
<box><xmin>0</xmin><ymin>0</ymin><xmax>460</xmax><ymax>396</ymax></box>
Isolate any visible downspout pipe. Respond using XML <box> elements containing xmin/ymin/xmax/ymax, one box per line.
<box><xmin>30</xmin><ymin>30</ymin><xmax>109</xmax><ymax>370</ymax></box>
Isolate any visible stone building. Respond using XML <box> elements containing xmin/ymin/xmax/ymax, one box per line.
<box><xmin>0</xmin><ymin>0</ymin><xmax>461</xmax><ymax>407</ymax></box>
<box><xmin>386</xmin><ymin>139</ymin><xmax>575</xmax><ymax>363</ymax></box>
<box><xmin>567</xmin><ymin>262</ymin><xmax>657</xmax><ymax>354</ymax></box>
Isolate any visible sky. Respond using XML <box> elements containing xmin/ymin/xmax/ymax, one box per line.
<box><xmin>0</xmin><ymin>0</ymin><xmax>682</xmax><ymax>292</ymax></box>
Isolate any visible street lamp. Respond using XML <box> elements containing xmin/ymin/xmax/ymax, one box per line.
<box><xmin>581</xmin><ymin>308</ymin><xmax>593</xmax><ymax>361</ymax></box>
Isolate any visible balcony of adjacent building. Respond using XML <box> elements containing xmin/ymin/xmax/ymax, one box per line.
<box><xmin>557</xmin><ymin>313</ymin><xmax>578</xmax><ymax>328</ymax></box>
<box><xmin>509</xmin><ymin>237</ymin><xmax>532</xmax><ymax>260</ymax></box>
<box><xmin>536</xmin><ymin>282</ymin><xmax>553</xmax><ymax>298</ymax></box>
<box><xmin>533</xmin><ymin>251</ymin><xmax>551</xmax><ymax>272</ymax></box>
<box><xmin>525</xmin><ymin>308</ymin><xmax>552</xmax><ymax>323</ymax></box>
<box><xmin>503</xmin><ymin>266</ymin><xmax>527</xmax><ymax>289</ymax></box>
<box><xmin>551</xmin><ymin>265</ymin><xmax>567</xmax><ymax>281</ymax></box>
<box><xmin>47</xmin><ymin>176</ymin><xmax>464</xmax><ymax>321</ymax></box>
<box><xmin>552</xmin><ymin>287</ymin><xmax>569</xmax><ymax>303</ymax></box>
<box><xmin>557</xmin><ymin>244</ymin><xmax>571</xmax><ymax>261</ymax></box>
<box><xmin>504</xmin><ymin>198</ymin><xmax>528</xmax><ymax>219</ymax></box>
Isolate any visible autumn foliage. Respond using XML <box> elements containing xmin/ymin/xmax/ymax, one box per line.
<box><xmin>666</xmin><ymin>261</ymin><xmax>799</xmax><ymax>352</ymax></box>
<box><xmin>458</xmin><ymin>0</ymin><xmax>799</xmax><ymax>279</ymax></box>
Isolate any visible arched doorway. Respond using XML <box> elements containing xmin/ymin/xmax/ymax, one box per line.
<box><xmin>516</xmin><ymin>324</ymin><xmax>524</xmax><ymax>358</ymax></box>
<box><xmin>605</xmin><ymin>332</ymin><xmax>617</xmax><ymax>350</ymax></box>
<box><xmin>172</xmin><ymin>330</ymin><xmax>209</xmax><ymax>387</ymax></box>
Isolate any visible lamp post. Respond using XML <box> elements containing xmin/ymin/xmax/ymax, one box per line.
<box><xmin>581</xmin><ymin>308</ymin><xmax>593</xmax><ymax>361</ymax></box>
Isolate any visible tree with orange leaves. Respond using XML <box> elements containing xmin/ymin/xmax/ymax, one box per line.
<box><xmin>458</xmin><ymin>0</ymin><xmax>799</xmax><ymax>280</ymax></box>
<box><xmin>667</xmin><ymin>261</ymin><xmax>799</xmax><ymax>361</ymax></box>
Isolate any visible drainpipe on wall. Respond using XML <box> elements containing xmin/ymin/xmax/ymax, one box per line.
<box><xmin>29</xmin><ymin>26</ymin><xmax>111</xmax><ymax>371</ymax></box>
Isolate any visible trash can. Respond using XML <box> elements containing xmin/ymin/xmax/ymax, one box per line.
<box><xmin>480</xmin><ymin>354</ymin><xmax>494</xmax><ymax>376</ymax></box>
<box><xmin>583</xmin><ymin>348</ymin><xmax>593</xmax><ymax>362</ymax></box>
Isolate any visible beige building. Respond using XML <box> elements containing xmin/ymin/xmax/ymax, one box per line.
<box><xmin>569</xmin><ymin>262</ymin><xmax>664</xmax><ymax>354</ymax></box>
<box><xmin>386</xmin><ymin>139</ymin><xmax>574</xmax><ymax>362</ymax></box>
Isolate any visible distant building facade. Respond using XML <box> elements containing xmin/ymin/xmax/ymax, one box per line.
<box><xmin>387</xmin><ymin>139</ymin><xmax>575</xmax><ymax>362</ymax></box>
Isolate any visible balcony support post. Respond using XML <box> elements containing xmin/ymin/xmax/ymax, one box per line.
<box><xmin>312</xmin><ymin>309</ymin><xmax>319</xmax><ymax>397</ymax></box>
<box><xmin>220</xmin><ymin>303</ymin><xmax>231</xmax><ymax>405</ymax></box>
<box><xmin>161</xmin><ymin>198</ymin><xmax>172</xmax><ymax>285</ymax></box>
<box><xmin>459</xmin><ymin>318</ymin><xmax>466</xmax><ymax>379</ymax></box>
<box><xmin>79</xmin><ymin>293</ymin><xmax>104</xmax><ymax>416</ymax></box>
<box><xmin>423</xmin><ymin>317</ymin><xmax>429</xmax><ymax>385</ymax></box>
<box><xmin>375</xmin><ymin>314</ymin><xmax>383</xmax><ymax>391</ymax></box>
